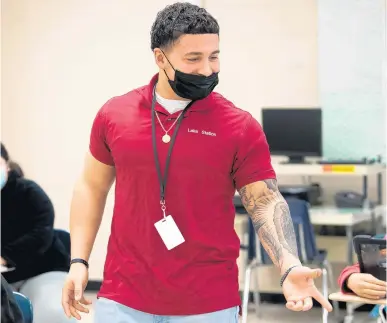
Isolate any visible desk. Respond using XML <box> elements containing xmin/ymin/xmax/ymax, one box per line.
<box><xmin>273</xmin><ymin>163</ymin><xmax>384</xmax><ymax>205</ymax></box>
<box><xmin>274</xmin><ymin>163</ymin><xmax>385</xmax><ymax>244</ymax></box>
<box><xmin>310</xmin><ymin>207</ymin><xmax>373</xmax><ymax>226</ymax></box>
<box><xmin>237</xmin><ymin>162</ymin><xmax>385</xmax><ymax>263</ymax></box>
<box><xmin>235</xmin><ymin>203</ymin><xmax>379</xmax><ymax>265</ymax></box>
<box><xmin>329</xmin><ymin>292</ymin><xmax>386</xmax><ymax>323</ymax></box>
<box><xmin>310</xmin><ymin>207</ymin><xmax>381</xmax><ymax>265</ymax></box>
<box><xmin>274</xmin><ymin>163</ymin><xmax>384</xmax><ymax>177</ymax></box>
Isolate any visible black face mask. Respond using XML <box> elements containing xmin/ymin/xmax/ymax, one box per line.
<box><xmin>162</xmin><ymin>52</ymin><xmax>219</xmax><ymax>101</ymax></box>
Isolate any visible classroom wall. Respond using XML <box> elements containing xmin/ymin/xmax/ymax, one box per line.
<box><xmin>205</xmin><ymin>0</ymin><xmax>386</xmax><ymax>202</ymax></box>
<box><xmin>318</xmin><ymin>0</ymin><xmax>386</xmax><ymax>160</ymax></box>
<box><xmin>1</xmin><ymin>0</ymin><xmax>200</xmax><ymax>279</ymax></box>
<box><xmin>2</xmin><ymin>0</ymin><xmax>385</xmax><ymax>279</ymax></box>
<box><xmin>205</xmin><ymin>0</ymin><xmax>319</xmax><ymax>122</ymax></box>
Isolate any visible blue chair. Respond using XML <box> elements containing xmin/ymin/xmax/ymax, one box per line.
<box><xmin>55</xmin><ymin>229</ymin><xmax>71</xmax><ymax>254</ymax></box>
<box><xmin>13</xmin><ymin>292</ymin><xmax>33</xmax><ymax>323</ymax></box>
<box><xmin>241</xmin><ymin>198</ymin><xmax>339</xmax><ymax>323</ymax></box>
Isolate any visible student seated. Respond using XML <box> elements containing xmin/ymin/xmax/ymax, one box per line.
<box><xmin>338</xmin><ymin>235</ymin><xmax>387</xmax><ymax>300</ymax></box>
<box><xmin>1</xmin><ymin>143</ymin><xmax>73</xmax><ymax>323</ymax></box>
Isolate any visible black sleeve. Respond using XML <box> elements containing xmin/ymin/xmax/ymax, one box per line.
<box><xmin>2</xmin><ymin>181</ymin><xmax>55</xmax><ymax>267</ymax></box>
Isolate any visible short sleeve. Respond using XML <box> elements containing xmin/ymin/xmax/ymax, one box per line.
<box><xmin>89</xmin><ymin>104</ymin><xmax>115</xmax><ymax>166</ymax></box>
<box><xmin>232</xmin><ymin>115</ymin><xmax>276</xmax><ymax>190</ymax></box>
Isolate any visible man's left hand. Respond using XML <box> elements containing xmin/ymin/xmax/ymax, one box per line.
<box><xmin>282</xmin><ymin>266</ymin><xmax>333</xmax><ymax>312</ymax></box>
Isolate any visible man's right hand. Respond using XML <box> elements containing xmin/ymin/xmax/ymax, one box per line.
<box><xmin>347</xmin><ymin>273</ymin><xmax>387</xmax><ymax>300</ymax></box>
<box><xmin>62</xmin><ymin>263</ymin><xmax>92</xmax><ymax>320</ymax></box>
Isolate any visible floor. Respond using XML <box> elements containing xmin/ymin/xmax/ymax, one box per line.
<box><xmin>78</xmin><ymin>293</ymin><xmax>372</xmax><ymax>323</ymax></box>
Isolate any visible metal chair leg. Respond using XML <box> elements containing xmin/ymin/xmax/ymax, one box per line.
<box><xmin>242</xmin><ymin>259</ymin><xmax>259</xmax><ymax>323</ymax></box>
<box><xmin>252</xmin><ymin>267</ymin><xmax>260</xmax><ymax>317</ymax></box>
<box><xmin>241</xmin><ymin>266</ymin><xmax>251</xmax><ymax>323</ymax></box>
<box><xmin>343</xmin><ymin>303</ymin><xmax>354</xmax><ymax>323</ymax></box>
<box><xmin>321</xmin><ymin>268</ymin><xmax>328</xmax><ymax>323</ymax></box>
<box><xmin>378</xmin><ymin>305</ymin><xmax>386</xmax><ymax>323</ymax></box>
<box><xmin>324</xmin><ymin>260</ymin><xmax>340</xmax><ymax>318</ymax></box>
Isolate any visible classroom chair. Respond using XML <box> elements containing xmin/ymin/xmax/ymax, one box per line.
<box><xmin>241</xmin><ymin>198</ymin><xmax>339</xmax><ymax>323</ymax></box>
<box><xmin>13</xmin><ymin>292</ymin><xmax>33</xmax><ymax>323</ymax></box>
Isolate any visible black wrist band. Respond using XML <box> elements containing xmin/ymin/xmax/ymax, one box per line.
<box><xmin>70</xmin><ymin>258</ymin><xmax>89</xmax><ymax>269</ymax></box>
<box><xmin>280</xmin><ymin>265</ymin><xmax>299</xmax><ymax>287</ymax></box>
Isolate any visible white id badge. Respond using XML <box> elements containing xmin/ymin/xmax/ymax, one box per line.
<box><xmin>154</xmin><ymin>215</ymin><xmax>185</xmax><ymax>250</ymax></box>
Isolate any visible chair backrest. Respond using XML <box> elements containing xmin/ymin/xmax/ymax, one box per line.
<box><xmin>252</xmin><ymin>198</ymin><xmax>318</xmax><ymax>264</ymax></box>
<box><xmin>13</xmin><ymin>292</ymin><xmax>33</xmax><ymax>323</ymax></box>
<box><xmin>54</xmin><ymin>229</ymin><xmax>71</xmax><ymax>254</ymax></box>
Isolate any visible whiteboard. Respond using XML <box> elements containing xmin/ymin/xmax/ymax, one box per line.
<box><xmin>318</xmin><ymin>0</ymin><xmax>386</xmax><ymax>161</ymax></box>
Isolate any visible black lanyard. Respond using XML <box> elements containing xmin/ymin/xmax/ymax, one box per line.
<box><xmin>151</xmin><ymin>86</ymin><xmax>195</xmax><ymax>213</ymax></box>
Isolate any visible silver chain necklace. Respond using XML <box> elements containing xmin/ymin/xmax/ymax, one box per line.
<box><xmin>155</xmin><ymin>111</ymin><xmax>184</xmax><ymax>143</ymax></box>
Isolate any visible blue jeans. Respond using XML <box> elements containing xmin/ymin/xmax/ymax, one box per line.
<box><xmin>94</xmin><ymin>297</ymin><xmax>239</xmax><ymax>323</ymax></box>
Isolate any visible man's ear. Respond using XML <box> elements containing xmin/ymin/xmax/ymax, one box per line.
<box><xmin>154</xmin><ymin>48</ymin><xmax>167</xmax><ymax>69</ymax></box>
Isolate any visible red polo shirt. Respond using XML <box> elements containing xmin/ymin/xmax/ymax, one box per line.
<box><xmin>91</xmin><ymin>74</ymin><xmax>276</xmax><ymax>315</ymax></box>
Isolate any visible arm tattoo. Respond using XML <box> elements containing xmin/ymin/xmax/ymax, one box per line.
<box><xmin>273</xmin><ymin>202</ymin><xmax>299</xmax><ymax>258</ymax></box>
<box><xmin>260</xmin><ymin>226</ymin><xmax>283</xmax><ymax>264</ymax></box>
<box><xmin>238</xmin><ymin>179</ymin><xmax>299</xmax><ymax>269</ymax></box>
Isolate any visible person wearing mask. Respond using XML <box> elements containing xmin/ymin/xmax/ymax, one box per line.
<box><xmin>62</xmin><ymin>3</ymin><xmax>333</xmax><ymax>322</ymax></box>
<box><xmin>1</xmin><ymin>143</ymin><xmax>73</xmax><ymax>323</ymax></box>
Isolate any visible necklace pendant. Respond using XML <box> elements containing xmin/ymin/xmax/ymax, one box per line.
<box><xmin>162</xmin><ymin>134</ymin><xmax>171</xmax><ymax>143</ymax></box>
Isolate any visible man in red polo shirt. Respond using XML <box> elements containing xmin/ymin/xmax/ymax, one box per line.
<box><xmin>62</xmin><ymin>2</ymin><xmax>333</xmax><ymax>322</ymax></box>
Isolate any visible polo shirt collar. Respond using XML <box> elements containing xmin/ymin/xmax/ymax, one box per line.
<box><xmin>145</xmin><ymin>73</ymin><xmax>213</xmax><ymax>115</ymax></box>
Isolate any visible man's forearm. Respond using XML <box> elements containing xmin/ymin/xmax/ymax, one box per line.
<box><xmin>70</xmin><ymin>180</ymin><xmax>108</xmax><ymax>262</ymax></box>
<box><xmin>239</xmin><ymin>179</ymin><xmax>301</xmax><ymax>274</ymax></box>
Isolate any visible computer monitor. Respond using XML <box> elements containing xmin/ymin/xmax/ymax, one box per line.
<box><xmin>261</xmin><ymin>108</ymin><xmax>322</xmax><ymax>164</ymax></box>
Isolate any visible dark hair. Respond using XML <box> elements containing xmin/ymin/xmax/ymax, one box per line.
<box><xmin>1</xmin><ymin>143</ymin><xmax>24</xmax><ymax>177</ymax></box>
<box><xmin>8</xmin><ymin>161</ymin><xmax>24</xmax><ymax>178</ymax></box>
<box><xmin>150</xmin><ymin>2</ymin><xmax>219</xmax><ymax>51</ymax></box>
<box><xmin>1</xmin><ymin>143</ymin><xmax>10</xmax><ymax>162</ymax></box>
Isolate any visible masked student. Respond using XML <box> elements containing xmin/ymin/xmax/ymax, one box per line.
<box><xmin>1</xmin><ymin>143</ymin><xmax>73</xmax><ymax>323</ymax></box>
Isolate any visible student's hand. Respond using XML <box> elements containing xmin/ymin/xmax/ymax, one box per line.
<box><xmin>62</xmin><ymin>263</ymin><xmax>91</xmax><ymax>320</ymax></box>
<box><xmin>347</xmin><ymin>273</ymin><xmax>387</xmax><ymax>300</ymax></box>
<box><xmin>0</xmin><ymin>257</ymin><xmax>7</xmax><ymax>265</ymax></box>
